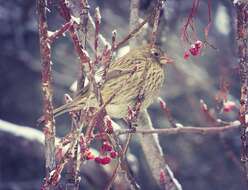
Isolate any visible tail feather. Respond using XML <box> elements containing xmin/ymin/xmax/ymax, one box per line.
<box><xmin>37</xmin><ymin>93</ymin><xmax>92</xmax><ymax>126</ymax></box>
<box><xmin>53</xmin><ymin>102</ymin><xmax>74</xmax><ymax>118</ymax></box>
<box><xmin>53</xmin><ymin>99</ymin><xmax>85</xmax><ymax>118</ymax></box>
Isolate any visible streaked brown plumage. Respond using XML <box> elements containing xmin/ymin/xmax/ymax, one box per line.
<box><xmin>54</xmin><ymin>44</ymin><xmax>173</xmax><ymax>119</ymax></box>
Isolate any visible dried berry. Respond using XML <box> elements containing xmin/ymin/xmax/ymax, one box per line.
<box><xmin>183</xmin><ymin>51</ymin><xmax>190</xmax><ymax>60</ymax></box>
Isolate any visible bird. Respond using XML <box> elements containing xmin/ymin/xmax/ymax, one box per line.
<box><xmin>53</xmin><ymin>44</ymin><xmax>173</xmax><ymax>119</ymax></box>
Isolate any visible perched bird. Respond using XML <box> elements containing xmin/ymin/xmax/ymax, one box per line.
<box><xmin>53</xmin><ymin>44</ymin><xmax>173</xmax><ymax>119</ymax></box>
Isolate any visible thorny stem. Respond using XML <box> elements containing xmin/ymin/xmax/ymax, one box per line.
<box><xmin>37</xmin><ymin>0</ymin><xmax>56</xmax><ymax>185</ymax></box>
<box><xmin>235</xmin><ymin>0</ymin><xmax>248</xmax><ymax>180</ymax></box>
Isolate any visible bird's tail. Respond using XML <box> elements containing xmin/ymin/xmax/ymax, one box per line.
<box><xmin>37</xmin><ymin>96</ymin><xmax>87</xmax><ymax>125</ymax></box>
<box><xmin>53</xmin><ymin>102</ymin><xmax>76</xmax><ymax>118</ymax></box>
<box><xmin>54</xmin><ymin>94</ymin><xmax>89</xmax><ymax>118</ymax></box>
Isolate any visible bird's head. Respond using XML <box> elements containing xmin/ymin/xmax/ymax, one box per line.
<box><xmin>148</xmin><ymin>45</ymin><xmax>174</xmax><ymax>65</ymax></box>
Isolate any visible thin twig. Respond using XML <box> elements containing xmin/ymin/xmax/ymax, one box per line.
<box><xmin>94</xmin><ymin>7</ymin><xmax>101</xmax><ymax>63</ymax></box>
<box><xmin>158</xmin><ymin>97</ymin><xmax>178</xmax><ymax>128</ymax></box>
<box><xmin>79</xmin><ymin>0</ymin><xmax>90</xmax><ymax>49</ymax></box>
<box><xmin>200</xmin><ymin>99</ymin><xmax>219</xmax><ymax>125</ymax></box>
<box><xmin>113</xmin><ymin>18</ymin><xmax>148</xmax><ymax>51</ymax></box>
<box><xmin>150</xmin><ymin>0</ymin><xmax>165</xmax><ymax>46</ymax></box>
<box><xmin>59</xmin><ymin>0</ymin><xmax>91</xmax><ymax>67</ymax></box>
<box><xmin>77</xmin><ymin>0</ymin><xmax>90</xmax><ymax>91</ymax></box>
<box><xmin>67</xmin><ymin>0</ymin><xmax>110</xmax><ymax>54</ymax></box>
<box><xmin>129</xmin><ymin>0</ymin><xmax>140</xmax><ymax>48</ymax></box>
<box><xmin>117</xmin><ymin>121</ymin><xmax>240</xmax><ymax>136</ymax></box>
<box><xmin>47</xmin><ymin>21</ymin><xmax>72</xmax><ymax>43</ymax></box>
<box><xmin>104</xmin><ymin>159</ymin><xmax>120</xmax><ymax>190</ymax></box>
<box><xmin>119</xmin><ymin>133</ymin><xmax>140</xmax><ymax>190</ymax></box>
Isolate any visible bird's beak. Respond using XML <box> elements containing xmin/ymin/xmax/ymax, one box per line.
<box><xmin>160</xmin><ymin>54</ymin><xmax>174</xmax><ymax>65</ymax></box>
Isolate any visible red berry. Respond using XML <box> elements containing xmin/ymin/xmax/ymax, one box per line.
<box><xmin>101</xmin><ymin>141</ymin><xmax>112</xmax><ymax>152</ymax></box>
<box><xmin>110</xmin><ymin>151</ymin><xmax>118</xmax><ymax>159</ymax></box>
<box><xmin>195</xmin><ymin>40</ymin><xmax>203</xmax><ymax>49</ymax></box>
<box><xmin>223</xmin><ymin>101</ymin><xmax>236</xmax><ymax>112</ymax></box>
<box><xmin>95</xmin><ymin>156</ymin><xmax>102</xmax><ymax>163</ymax></box>
<box><xmin>189</xmin><ymin>44</ymin><xmax>200</xmax><ymax>56</ymax></box>
<box><xmin>100</xmin><ymin>156</ymin><xmax>111</xmax><ymax>165</ymax></box>
<box><xmin>183</xmin><ymin>51</ymin><xmax>190</xmax><ymax>60</ymax></box>
<box><xmin>159</xmin><ymin>169</ymin><xmax>166</xmax><ymax>185</ymax></box>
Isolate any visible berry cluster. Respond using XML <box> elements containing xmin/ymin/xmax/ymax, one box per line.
<box><xmin>184</xmin><ymin>40</ymin><xmax>203</xmax><ymax>60</ymax></box>
<box><xmin>93</xmin><ymin>141</ymin><xmax>118</xmax><ymax>165</ymax></box>
<box><xmin>83</xmin><ymin>141</ymin><xmax>118</xmax><ymax>165</ymax></box>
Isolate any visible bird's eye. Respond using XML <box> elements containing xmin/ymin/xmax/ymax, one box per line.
<box><xmin>151</xmin><ymin>49</ymin><xmax>160</xmax><ymax>57</ymax></box>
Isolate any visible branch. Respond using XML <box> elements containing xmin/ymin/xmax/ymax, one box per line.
<box><xmin>235</xmin><ymin>0</ymin><xmax>248</xmax><ymax>180</ymax></box>
<box><xmin>117</xmin><ymin>121</ymin><xmax>240</xmax><ymax>136</ymax></box>
<box><xmin>47</xmin><ymin>21</ymin><xmax>72</xmax><ymax>44</ymax></box>
<box><xmin>59</xmin><ymin>0</ymin><xmax>91</xmax><ymax>67</ymax></box>
<box><xmin>113</xmin><ymin>18</ymin><xmax>148</xmax><ymax>51</ymax></box>
<box><xmin>37</xmin><ymin>0</ymin><xmax>56</xmax><ymax>180</ymax></box>
<box><xmin>67</xmin><ymin>0</ymin><xmax>110</xmax><ymax>53</ymax></box>
<box><xmin>150</xmin><ymin>0</ymin><xmax>165</xmax><ymax>45</ymax></box>
<box><xmin>137</xmin><ymin>110</ymin><xmax>182</xmax><ymax>190</ymax></box>
<box><xmin>129</xmin><ymin>0</ymin><xmax>140</xmax><ymax>48</ymax></box>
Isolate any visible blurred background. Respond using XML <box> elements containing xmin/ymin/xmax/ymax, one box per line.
<box><xmin>0</xmin><ymin>0</ymin><xmax>245</xmax><ymax>189</ymax></box>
